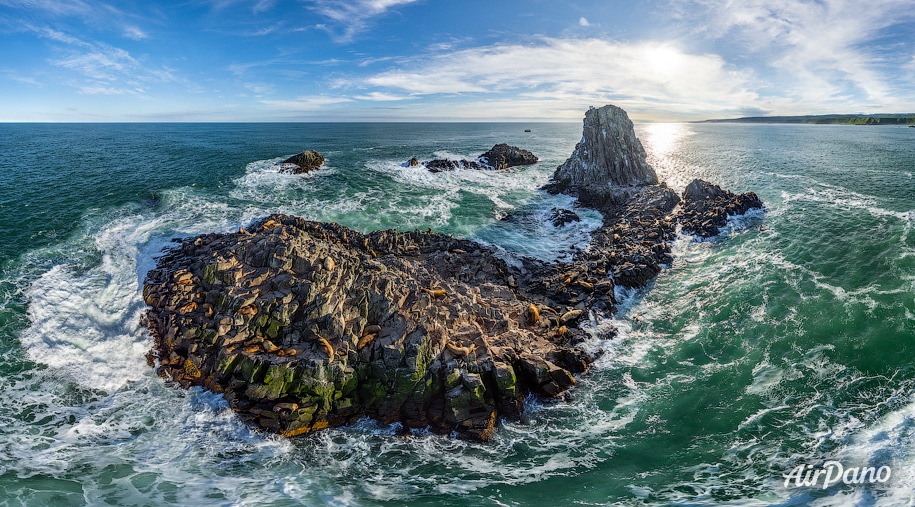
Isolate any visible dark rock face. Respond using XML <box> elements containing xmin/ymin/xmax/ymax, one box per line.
<box><xmin>423</xmin><ymin>159</ymin><xmax>485</xmax><ymax>173</ymax></box>
<box><xmin>544</xmin><ymin>105</ymin><xmax>659</xmax><ymax>206</ymax></box>
<box><xmin>479</xmin><ymin>144</ymin><xmax>538</xmax><ymax>169</ymax></box>
<box><xmin>142</xmin><ymin>104</ymin><xmax>763</xmax><ymax>441</ymax></box>
<box><xmin>679</xmin><ymin>179</ymin><xmax>764</xmax><ymax>237</ymax></box>
<box><xmin>281</xmin><ymin>150</ymin><xmax>326</xmax><ymax>174</ymax></box>
<box><xmin>548</xmin><ymin>208</ymin><xmax>581</xmax><ymax>227</ymax></box>
<box><xmin>407</xmin><ymin>157</ymin><xmax>420</xmax><ymax>167</ymax></box>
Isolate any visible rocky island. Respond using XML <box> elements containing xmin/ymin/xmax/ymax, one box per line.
<box><xmin>407</xmin><ymin>143</ymin><xmax>538</xmax><ymax>173</ymax></box>
<box><xmin>142</xmin><ymin>105</ymin><xmax>763</xmax><ymax>440</ymax></box>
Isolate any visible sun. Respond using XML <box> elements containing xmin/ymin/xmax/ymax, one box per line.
<box><xmin>646</xmin><ymin>46</ymin><xmax>685</xmax><ymax>74</ymax></box>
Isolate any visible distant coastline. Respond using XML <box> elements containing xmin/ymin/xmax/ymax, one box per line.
<box><xmin>700</xmin><ymin>113</ymin><xmax>915</xmax><ymax>125</ymax></box>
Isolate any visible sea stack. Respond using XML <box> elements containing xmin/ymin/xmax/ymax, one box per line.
<box><xmin>544</xmin><ymin>105</ymin><xmax>659</xmax><ymax>206</ymax></box>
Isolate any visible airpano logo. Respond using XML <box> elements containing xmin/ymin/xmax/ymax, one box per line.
<box><xmin>783</xmin><ymin>461</ymin><xmax>892</xmax><ymax>489</ymax></box>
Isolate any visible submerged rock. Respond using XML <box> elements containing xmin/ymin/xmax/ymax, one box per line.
<box><xmin>281</xmin><ymin>150</ymin><xmax>325</xmax><ymax>174</ymax></box>
<box><xmin>548</xmin><ymin>208</ymin><xmax>581</xmax><ymax>227</ymax></box>
<box><xmin>479</xmin><ymin>144</ymin><xmax>538</xmax><ymax>169</ymax></box>
<box><xmin>678</xmin><ymin>179</ymin><xmax>764</xmax><ymax>237</ymax></box>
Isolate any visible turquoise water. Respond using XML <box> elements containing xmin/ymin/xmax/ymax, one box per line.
<box><xmin>0</xmin><ymin>122</ymin><xmax>912</xmax><ymax>506</ymax></box>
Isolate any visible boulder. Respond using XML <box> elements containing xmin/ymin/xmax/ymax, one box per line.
<box><xmin>479</xmin><ymin>144</ymin><xmax>538</xmax><ymax>169</ymax></box>
<box><xmin>281</xmin><ymin>150</ymin><xmax>325</xmax><ymax>174</ymax></box>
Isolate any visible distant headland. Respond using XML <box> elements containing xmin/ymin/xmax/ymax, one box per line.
<box><xmin>701</xmin><ymin>113</ymin><xmax>915</xmax><ymax>125</ymax></box>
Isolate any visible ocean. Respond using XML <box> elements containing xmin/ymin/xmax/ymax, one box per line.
<box><xmin>0</xmin><ymin>122</ymin><xmax>912</xmax><ymax>506</ymax></box>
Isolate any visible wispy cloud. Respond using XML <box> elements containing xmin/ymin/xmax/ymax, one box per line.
<box><xmin>22</xmin><ymin>25</ymin><xmax>187</xmax><ymax>96</ymax></box>
<box><xmin>123</xmin><ymin>25</ymin><xmax>148</xmax><ymax>40</ymax></box>
<box><xmin>677</xmin><ymin>0</ymin><xmax>915</xmax><ymax>112</ymax></box>
<box><xmin>361</xmin><ymin>37</ymin><xmax>758</xmax><ymax>119</ymax></box>
<box><xmin>578</xmin><ymin>17</ymin><xmax>590</xmax><ymax>27</ymax></box>
<box><xmin>354</xmin><ymin>91</ymin><xmax>411</xmax><ymax>101</ymax></box>
<box><xmin>260</xmin><ymin>95</ymin><xmax>353</xmax><ymax>111</ymax></box>
<box><xmin>0</xmin><ymin>0</ymin><xmax>92</xmax><ymax>16</ymax></box>
<box><xmin>309</xmin><ymin>0</ymin><xmax>419</xmax><ymax>42</ymax></box>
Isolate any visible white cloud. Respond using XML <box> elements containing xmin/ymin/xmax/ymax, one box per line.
<box><xmin>26</xmin><ymin>25</ymin><xmax>189</xmax><ymax>96</ymax></box>
<box><xmin>309</xmin><ymin>0</ymin><xmax>419</xmax><ymax>41</ymax></box>
<box><xmin>679</xmin><ymin>0</ymin><xmax>915</xmax><ymax>112</ymax></box>
<box><xmin>362</xmin><ymin>37</ymin><xmax>758</xmax><ymax>119</ymax></box>
<box><xmin>260</xmin><ymin>95</ymin><xmax>353</xmax><ymax>110</ymax></box>
<box><xmin>0</xmin><ymin>0</ymin><xmax>92</xmax><ymax>16</ymax></box>
<box><xmin>252</xmin><ymin>0</ymin><xmax>275</xmax><ymax>14</ymax></box>
<box><xmin>78</xmin><ymin>85</ymin><xmax>136</xmax><ymax>95</ymax></box>
<box><xmin>579</xmin><ymin>17</ymin><xmax>590</xmax><ymax>27</ymax></box>
<box><xmin>354</xmin><ymin>91</ymin><xmax>411</xmax><ymax>101</ymax></box>
<box><xmin>123</xmin><ymin>25</ymin><xmax>148</xmax><ymax>40</ymax></box>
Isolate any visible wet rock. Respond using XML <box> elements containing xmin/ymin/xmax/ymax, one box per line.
<box><xmin>548</xmin><ymin>208</ymin><xmax>581</xmax><ymax>227</ymax></box>
<box><xmin>677</xmin><ymin>179</ymin><xmax>764</xmax><ymax>237</ymax></box>
<box><xmin>479</xmin><ymin>144</ymin><xmax>538</xmax><ymax>169</ymax></box>
<box><xmin>407</xmin><ymin>157</ymin><xmax>420</xmax><ymax>167</ymax></box>
<box><xmin>281</xmin><ymin>150</ymin><xmax>325</xmax><ymax>174</ymax></box>
<box><xmin>423</xmin><ymin>159</ymin><xmax>485</xmax><ymax>172</ymax></box>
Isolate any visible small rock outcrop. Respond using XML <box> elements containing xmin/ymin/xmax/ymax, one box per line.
<box><xmin>548</xmin><ymin>208</ymin><xmax>581</xmax><ymax>227</ymax></box>
<box><xmin>479</xmin><ymin>144</ymin><xmax>538</xmax><ymax>169</ymax></box>
<box><xmin>679</xmin><ymin>179</ymin><xmax>764</xmax><ymax>237</ymax></box>
<box><xmin>544</xmin><ymin>105</ymin><xmax>659</xmax><ymax>206</ymax></box>
<box><xmin>281</xmin><ymin>150</ymin><xmax>325</xmax><ymax>174</ymax></box>
<box><xmin>406</xmin><ymin>144</ymin><xmax>537</xmax><ymax>173</ymax></box>
<box><xmin>423</xmin><ymin>159</ymin><xmax>485</xmax><ymax>173</ymax></box>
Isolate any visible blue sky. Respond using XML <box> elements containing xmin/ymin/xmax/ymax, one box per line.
<box><xmin>1</xmin><ymin>0</ymin><xmax>914</xmax><ymax>121</ymax></box>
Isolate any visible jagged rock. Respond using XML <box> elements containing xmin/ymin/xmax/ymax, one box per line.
<box><xmin>423</xmin><ymin>159</ymin><xmax>485</xmax><ymax>173</ymax></box>
<box><xmin>548</xmin><ymin>208</ymin><xmax>580</xmax><ymax>227</ymax></box>
<box><xmin>281</xmin><ymin>150</ymin><xmax>325</xmax><ymax>174</ymax></box>
<box><xmin>544</xmin><ymin>105</ymin><xmax>659</xmax><ymax>206</ymax></box>
<box><xmin>479</xmin><ymin>144</ymin><xmax>538</xmax><ymax>169</ymax></box>
<box><xmin>407</xmin><ymin>157</ymin><xmax>420</xmax><ymax>167</ymax></box>
<box><xmin>678</xmin><ymin>179</ymin><xmax>764</xmax><ymax>237</ymax></box>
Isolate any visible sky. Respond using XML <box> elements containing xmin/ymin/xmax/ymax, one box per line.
<box><xmin>1</xmin><ymin>0</ymin><xmax>914</xmax><ymax>122</ymax></box>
